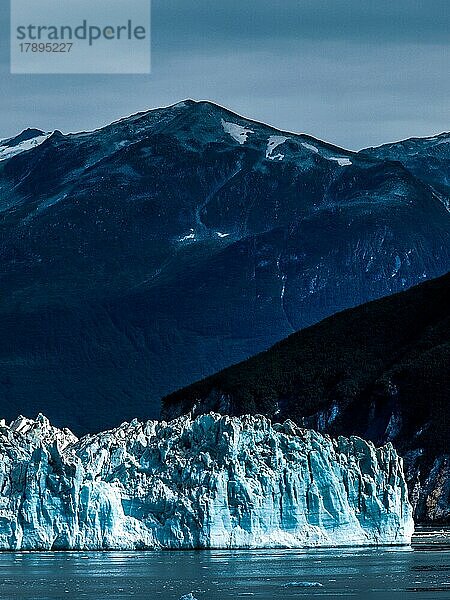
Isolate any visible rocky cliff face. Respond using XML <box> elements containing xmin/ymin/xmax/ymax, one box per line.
<box><xmin>0</xmin><ymin>413</ymin><xmax>414</xmax><ymax>550</ymax></box>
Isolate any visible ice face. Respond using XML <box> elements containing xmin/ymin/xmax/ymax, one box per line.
<box><xmin>0</xmin><ymin>413</ymin><xmax>414</xmax><ymax>550</ymax></box>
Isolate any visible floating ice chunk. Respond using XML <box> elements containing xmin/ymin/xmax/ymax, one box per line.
<box><xmin>221</xmin><ymin>119</ymin><xmax>254</xmax><ymax>145</ymax></box>
<box><xmin>0</xmin><ymin>133</ymin><xmax>51</xmax><ymax>162</ymax></box>
<box><xmin>301</xmin><ymin>142</ymin><xmax>319</xmax><ymax>154</ymax></box>
<box><xmin>266</xmin><ymin>136</ymin><xmax>289</xmax><ymax>160</ymax></box>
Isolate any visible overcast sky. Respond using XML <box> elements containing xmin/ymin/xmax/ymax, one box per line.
<box><xmin>0</xmin><ymin>0</ymin><xmax>448</xmax><ymax>149</ymax></box>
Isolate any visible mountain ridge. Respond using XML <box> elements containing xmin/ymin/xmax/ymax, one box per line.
<box><xmin>0</xmin><ymin>100</ymin><xmax>449</xmax><ymax>433</ymax></box>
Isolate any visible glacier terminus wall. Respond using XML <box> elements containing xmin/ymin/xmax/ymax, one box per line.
<box><xmin>0</xmin><ymin>413</ymin><xmax>414</xmax><ymax>550</ymax></box>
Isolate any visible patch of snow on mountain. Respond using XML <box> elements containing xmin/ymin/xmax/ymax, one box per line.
<box><xmin>327</xmin><ymin>156</ymin><xmax>352</xmax><ymax>166</ymax></box>
<box><xmin>0</xmin><ymin>413</ymin><xmax>414</xmax><ymax>550</ymax></box>
<box><xmin>301</xmin><ymin>142</ymin><xmax>319</xmax><ymax>154</ymax></box>
<box><xmin>221</xmin><ymin>120</ymin><xmax>254</xmax><ymax>145</ymax></box>
<box><xmin>179</xmin><ymin>229</ymin><xmax>196</xmax><ymax>243</ymax></box>
<box><xmin>300</xmin><ymin>143</ymin><xmax>351</xmax><ymax>166</ymax></box>
<box><xmin>0</xmin><ymin>133</ymin><xmax>51</xmax><ymax>162</ymax></box>
<box><xmin>266</xmin><ymin>136</ymin><xmax>289</xmax><ymax>160</ymax></box>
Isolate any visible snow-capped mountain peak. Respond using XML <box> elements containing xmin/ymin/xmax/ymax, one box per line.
<box><xmin>0</xmin><ymin>129</ymin><xmax>52</xmax><ymax>162</ymax></box>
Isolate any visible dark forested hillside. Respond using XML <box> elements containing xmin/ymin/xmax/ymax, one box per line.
<box><xmin>162</xmin><ymin>273</ymin><xmax>450</xmax><ymax>523</ymax></box>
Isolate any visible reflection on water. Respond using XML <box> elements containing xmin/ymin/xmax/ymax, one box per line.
<box><xmin>0</xmin><ymin>531</ymin><xmax>449</xmax><ymax>599</ymax></box>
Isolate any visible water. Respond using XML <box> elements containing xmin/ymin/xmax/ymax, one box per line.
<box><xmin>0</xmin><ymin>532</ymin><xmax>448</xmax><ymax>599</ymax></box>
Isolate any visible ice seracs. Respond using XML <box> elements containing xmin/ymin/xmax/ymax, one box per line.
<box><xmin>0</xmin><ymin>413</ymin><xmax>414</xmax><ymax>550</ymax></box>
<box><xmin>8</xmin><ymin>413</ymin><xmax>77</xmax><ymax>451</ymax></box>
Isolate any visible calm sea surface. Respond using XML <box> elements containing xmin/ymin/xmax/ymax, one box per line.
<box><xmin>0</xmin><ymin>530</ymin><xmax>448</xmax><ymax>599</ymax></box>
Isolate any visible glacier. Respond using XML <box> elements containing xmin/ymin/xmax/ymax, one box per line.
<box><xmin>0</xmin><ymin>413</ymin><xmax>414</xmax><ymax>550</ymax></box>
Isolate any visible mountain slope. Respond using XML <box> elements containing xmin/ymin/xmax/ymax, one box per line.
<box><xmin>359</xmin><ymin>133</ymin><xmax>450</xmax><ymax>209</ymax></box>
<box><xmin>0</xmin><ymin>128</ymin><xmax>50</xmax><ymax>162</ymax></box>
<box><xmin>0</xmin><ymin>101</ymin><xmax>449</xmax><ymax>433</ymax></box>
<box><xmin>162</xmin><ymin>273</ymin><xmax>450</xmax><ymax>523</ymax></box>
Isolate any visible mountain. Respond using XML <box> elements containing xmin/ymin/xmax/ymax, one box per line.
<box><xmin>162</xmin><ymin>273</ymin><xmax>450</xmax><ymax>523</ymax></box>
<box><xmin>360</xmin><ymin>133</ymin><xmax>450</xmax><ymax>207</ymax></box>
<box><xmin>0</xmin><ymin>413</ymin><xmax>413</xmax><ymax>549</ymax></box>
<box><xmin>0</xmin><ymin>128</ymin><xmax>46</xmax><ymax>148</ymax></box>
<box><xmin>0</xmin><ymin>100</ymin><xmax>449</xmax><ymax>434</ymax></box>
<box><xmin>0</xmin><ymin>128</ymin><xmax>50</xmax><ymax>161</ymax></box>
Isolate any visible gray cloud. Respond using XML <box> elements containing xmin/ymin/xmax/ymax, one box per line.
<box><xmin>154</xmin><ymin>0</ymin><xmax>450</xmax><ymax>46</ymax></box>
<box><xmin>0</xmin><ymin>0</ymin><xmax>448</xmax><ymax>149</ymax></box>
